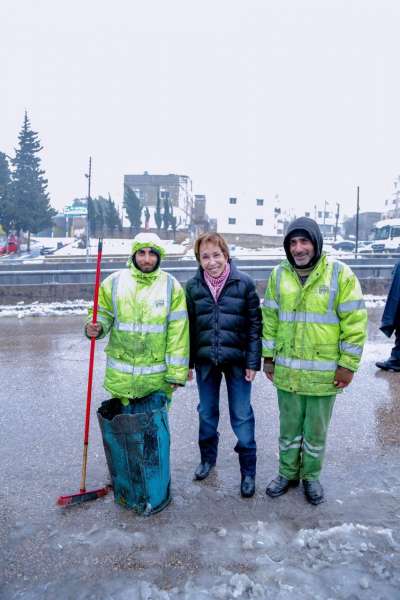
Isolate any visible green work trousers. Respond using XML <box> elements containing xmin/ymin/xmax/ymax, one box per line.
<box><xmin>277</xmin><ymin>389</ymin><xmax>336</xmax><ymax>481</ymax></box>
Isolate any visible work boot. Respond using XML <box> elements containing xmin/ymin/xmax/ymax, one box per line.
<box><xmin>240</xmin><ymin>475</ymin><xmax>255</xmax><ymax>498</ymax></box>
<box><xmin>194</xmin><ymin>462</ymin><xmax>214</xmax><ymax>481</ymax></box>
<box><xmin>303</xmin><ymin>480</ymin><xmax>324</xmax><ymax>505</ymax></box>
<box><xmin>265</xmin><ymin>475</ymin><xmax>299</xmax><ymax>498</ymax></box>
<box><xmin>376</xmin><ymin>358</ymin><xmax>400</xmax><ymax>372</ymax></box>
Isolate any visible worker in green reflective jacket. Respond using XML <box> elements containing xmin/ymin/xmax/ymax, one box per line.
<box><xmin>85</xmin><ymin>233</ymin><xmax>189</xmax><ymax>513</ymax></box>
<box><xmin>262</xmin><ymin>217</ymin><xmax>367</xmax><ymax>505</ymax></box>
<box><xmin>85</xmin><ymin>233</ymin><xmax>189</xmax><ymax>401</ymax></box>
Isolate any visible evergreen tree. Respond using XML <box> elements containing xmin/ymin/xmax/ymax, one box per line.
<box><xmin>10</xmin><ymin>112</ymin><xmax>56</xmax><ymax>249</ymax></box>
<box><xmin>162</xmin><ymin>196</ymin><xmax>171</xmax><ymax>231</ymax></box>
<box><xmin>123</xmin><ymin>185</ymin><xmax>142</xmax><ymax>233</ymax></box>
<box><xmin>154</xmin><ymin>193</ymin><xmax>163</xmax><ymax>231</ymax></box>
<box><xmin>0</xmin><ymin>152</ymin><xmax>13</xmax><ymax>233</ymax></box>
<box><xmin>104</xmin><ymin>194</ymin><xmax>122</xmax><ymax>234</ymax></box>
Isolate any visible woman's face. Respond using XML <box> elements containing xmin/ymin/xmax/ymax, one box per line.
<box><xmin>199</xmin><ymin>241</ymin><xmax>228</xmax><ymax>278</ymax></box>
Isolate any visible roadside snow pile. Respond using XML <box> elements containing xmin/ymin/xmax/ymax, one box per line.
<box><xmin>364</xmin><ymin>295</ymin><xmax>386</xmax><ymax>308</ymax></box>
<box><xmin>53</xmin><ymin>238</ymin><xmax>186</xmax><ymax>257</ymax></box>
<box><xmin>0</xmin><ymin>300</ymin><xmax>90</xmax><ymax>318</ymax></box>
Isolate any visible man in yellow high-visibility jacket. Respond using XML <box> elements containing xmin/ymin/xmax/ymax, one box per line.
<box><xmin>85</xmin><ymin>233</ymin><xmax>189</xmax><ymax>513</ymax></box>
<box><xmin>262</xmin><ymin>218</ymin><xmax>367</xmax><ymax>505</ymax></box>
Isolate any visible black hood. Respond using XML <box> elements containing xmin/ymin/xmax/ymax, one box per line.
<box><xmin>283</xmin><ymin>217</ymin><xmax>323</xmax><ymax>268</ymax></box>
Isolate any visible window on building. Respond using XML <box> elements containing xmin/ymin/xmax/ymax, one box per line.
<box><xmin>305</xmin><ymin>212</ymin><xmax>310</xmax><ymax>217</ymax></box>
<box><xmin>228</xmin><ymin>217</ymin><xmax>236</xmax><ymax>225</ymax></box>
<box><xmin>274</xmin><ymin>207</ymin><xmax>281</xmax><ymax>214</ymax></box>
<box><xmin>229</xmin><ymin>197</ymin><xmax>237</xmax><ymax>204</ymax></box>
<box><xmin>256</xmin><ymin>198</ymin><xmax>264</xmax><ymax>206</ymax></box>
<box><xmin>256</xmin><ymin>219</ymin><xmax>263</xmax><ymax>226</ymax></box>
<box><xmin>325</xmin><ymin>211</ymin><xmax>330</xmax><ymax>218</ymax></box>
<box><xmin>318</xmin><ymin>211</ymin><xmax>322</xmax><ymax>218</ymax></box>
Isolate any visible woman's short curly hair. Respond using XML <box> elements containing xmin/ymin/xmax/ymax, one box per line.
<box><xmin>194</xmin><ymin>233</ymin><xmax>230</xmax><ymax>262</ymax></box>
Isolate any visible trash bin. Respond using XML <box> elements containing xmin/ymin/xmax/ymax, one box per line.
<box><xmin>97</xmin><ymin>392</ymin><xmax>171</xmax><ymax>515</ymax></box>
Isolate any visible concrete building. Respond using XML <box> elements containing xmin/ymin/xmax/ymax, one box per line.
<box><xmin>384</xmin><ymin>175</ymin><xmax>400</xmax><ymax>218</ymax></box>
<box><xmin>219</xmin><ymin>195</ymin><xmax>284</xmax><ymax>236</ymax></box>
<box><xmin>123</xmin><ymin>172</ymin><xmax>193</xmax><ymax>228</ymax></box>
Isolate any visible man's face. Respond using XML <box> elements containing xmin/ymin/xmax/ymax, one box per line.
<box><xmin>134</xmin><ymin>247</ymin><xmax>159</xmax><ymax>272</ymax></box>
<box><xmin>289</xmin><ymin>236</ymin><xmax>315</xmax><ymax>267</ymax></box>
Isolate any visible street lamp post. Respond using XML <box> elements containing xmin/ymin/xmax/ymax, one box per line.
<box><xmin>85</xmin><ymin>157</ymin><xmax>92</xmax><ymax>261</ymax></box>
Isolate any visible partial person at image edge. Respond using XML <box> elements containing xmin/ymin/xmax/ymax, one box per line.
<box><xmin>376</xmin><ymin>260</ymin><xmax>400</xmax><ymax>372</ymax></box>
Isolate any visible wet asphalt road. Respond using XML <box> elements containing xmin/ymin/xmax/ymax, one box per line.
<box><xmin>0</xmin><ymin>309</ymin><xmax>399</xmax><ymax>599</ymax></box>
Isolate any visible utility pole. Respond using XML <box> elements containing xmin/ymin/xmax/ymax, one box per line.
<box><xmin>355</xmin><ymin>186</ymin><xmax>360</xmax><ymax>256</ymax></box>
<box><xmin>85</xmin><ymin>157</ymin><xmax>92</xmax><ymax>261</ymax></box>
<box><xmin>334</xmin><ymin>202</ymin><xmax>340</xmax><ymax>241</ymax></box>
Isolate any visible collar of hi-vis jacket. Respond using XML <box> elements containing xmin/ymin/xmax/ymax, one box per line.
<box><xmin>282</xmin><ymin>253</ymin><xmax>328</xmax><ymax>287</ymax></box>
<box><xmin>126</xmin><ymin>258</ymin><xmax>162</xmax><ymax>284</ymax></box>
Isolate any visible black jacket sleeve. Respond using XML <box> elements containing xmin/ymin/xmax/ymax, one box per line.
<box><xmin>245</xmin><ymin>278</ymin><xmax>262</xmax><ymax>370</ymax></box>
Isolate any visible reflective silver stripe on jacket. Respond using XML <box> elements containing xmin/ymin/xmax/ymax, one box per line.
<box><xmin>279</xmin><ymin>310</ymin><xmax>339</xmax><ymax>324</ymax></box>
<box><xmin>168</xmin><ymin>310</ymin><xmax>187</xmax><ymax>322</ymax></box>
<box><xmin>165</xmin><ymin>355</ymin><xmax>189</xmax><ymax>366</ymax></box>
<box><xmin>275</xmin><ymin>357</ymin><xmax>337</xmax><ymax>371</ymax></box>
<box><xmin>263</xmin><ymin>339</ymin><xmax>275</xmax><ymax>350</ymax></box>
<box><xmin>275</xmin><ymin>266</ymin><xmax>282</xmax><ymax>304</ymax></box>
<box><xmin>98</xmin><ymin>305</ymin><xmax>114</xmax><ymax>317</ymax></box>
<box><xmin>111</xmin><ymin>273</ymin><xmax>120</xmax><ymax>326</ymax></box>
<box><xmin>107</xmin><ymin>357</ymin><xmax>167</xmax><ymax>375</ymax></box>
<box><xmin>166</xmin><ymin>273</ymin><xmax>173</xmax><ymax>315</ymax></box>
<box><xmin>337</xmin><ymin>299</ymin><xmax>366</xmax><ymax>312</ymax></box>
<box><xmin>328</xmin><ymin>261</ymin><xmax>342</xmax><ymax>311</ymax></box>
<box><xmin>279</xmin><ymin>435</ymin><xmax>302</xmax><ymax>452</ymax></box>
<box><xmin>264</xmin><ymin>299</ymin><xmax>279</xmax><ymax>310</ymax></box>
<box><xmin>340</xmin><ymin>341</ymin><xmax>362</xmax><ymax>356</ymax></box>
<box><xmin>115</xmin><ymin>322</ymin><xmax>166</xmax><ymax>333</ymax></box>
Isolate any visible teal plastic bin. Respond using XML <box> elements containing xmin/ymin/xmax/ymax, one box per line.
<box><xmin>97</xmin><ymin>392</ymin><xmax>171</xmax><ymax>515</ymax></box>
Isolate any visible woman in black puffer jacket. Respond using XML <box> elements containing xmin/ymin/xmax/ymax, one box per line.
<box><xmin>186</xmin><ymin>233</ymin><xmax>261</xmax><ymax>498</ymax></box>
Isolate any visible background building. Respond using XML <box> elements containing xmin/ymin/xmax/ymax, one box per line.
<box><xmin>123</xmin><ymin>172</ymin><xmax>193</xmax><ymax>228</ymax></box>
<box><xmin>384</xmin><ymin>176</ymin><xmax>400</xmax><ymax>218</ymax></box>
<box><xmin>220</xmin><ymin>195</ymin><xmax>283</xmax><ymax>236</ymax></box>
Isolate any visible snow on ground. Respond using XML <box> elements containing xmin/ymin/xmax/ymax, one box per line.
<box><xmin>0</xmin><ymin>295</ymin><xmax>387</xmax><ymax>319</ymax></box>
<box><xmin>51</xmin><ymin>237</ymin><xmax>186</xmax><ymax>257</ymax></box>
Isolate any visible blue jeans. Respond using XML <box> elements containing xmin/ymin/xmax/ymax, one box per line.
<box><xmin>195</xmin><ymin>364</ymin><xmax>256</xmax><ymax>476</ymax></box>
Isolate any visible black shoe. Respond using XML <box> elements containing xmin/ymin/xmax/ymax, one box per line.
<box><xmin>376</xmin><ymin>359</ymin><xmax>400</xmax><ymax>372</ymax></box>
<box><xmin>303</xmin><ymin>480</ymin><xmax>324</xmax><ymax>505</ymax></box>
<box><xmin>265</xmin><ymin>475</ymin><xmax>299</xmax><ymax>498</ymax></box>
<box><xmin>241</xmin><ymin>475</ymin><xmax>255</xmax><ymax>498</ymax></box>
<box><xmin>194</xmin><ymin>462</ymin><xmax>214</xmax><ymax>481</ymax></box>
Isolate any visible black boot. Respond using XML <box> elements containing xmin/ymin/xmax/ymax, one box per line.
<box><xmin>194</xmin><ymin>462</ymin><xmax>214</xmax><ymax>481</ymax></box>
<box><xmin>266</xmin><ymin>475</ymin><xmax>299</xmax><ymax>498</ymax></box>
<box><xmin>376</xmin><ymin>358</ymin><xmax>400</xmax><ymax>372</ymax></box>
<box><xmin>303</xmin><ymin>480</ymin><xmax>324</xmax><ymax>505</ymax></box>
<box><xmin>241</xmin><ymin>475</ymin><xmax>255</xmax><ymax>498</ymax></box>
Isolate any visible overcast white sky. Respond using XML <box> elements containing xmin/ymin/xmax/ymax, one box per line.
<box><xmin>1</xmin><ymin>0</ymin><xmax>400</xmax><ymax>223</ymax></box>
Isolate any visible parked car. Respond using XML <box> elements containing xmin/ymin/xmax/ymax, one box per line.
<box><xmin>0</xmin><ymin>235</ymin><xmax>19</xmax><ymax>255</ymax></box>
<box><xmin>331</xmin><ymin>240</ymin><xmax>356</xmax><ymax>252</ymax></box>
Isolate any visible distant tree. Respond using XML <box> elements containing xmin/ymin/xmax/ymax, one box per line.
<box><xmin>94</xmin><ymin>197</ymin><xmax>106</xmax><ymax>235</ymax></box>
<box><xmin>123</xmin><ymin>185</ymin><xmax>142</xmax><ymax>233</ymax></box>
<box><xmin>10</xmin><ymin>112</ymin><xmax>56</xmax><ymax>249</ymax></box>
<box><xmin>154</xmin><ymin>193</ymin><xmax>162</xmax><ymax>231</ymax></box>
<box><xmin>0</xmin><ymin>152</ymin><xmax>13</xmax><ymax>233</ymax></box>
<box><xmin>162</xmin><ymin>196</ymin><xmax>171</xmax><ymax>231</ymax></box>
<box><xmin>144</xmin><ymin>206</ymin><xmax>150</xmax><ymax>230</ymax></box>
<box><xmin>104</xmin><ymin>194</ymin><xmax>122</xmax><ymax>234</ymax></box>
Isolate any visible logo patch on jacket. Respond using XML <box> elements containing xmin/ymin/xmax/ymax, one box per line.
<box><xmin>155</xmin><ymin>300</ymin><xmax>165</xmax><ymax>307</ymax></box>
<box><xmin>319</xmin><ymin>285</ymin><xmax>330</xmax><ymax>294</ymax></box>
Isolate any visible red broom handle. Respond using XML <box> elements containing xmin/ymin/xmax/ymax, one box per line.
<box><xmin>80</xmin><ymin>239</ymin><xmax>103</xmax><ymax>492</ymax></box>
